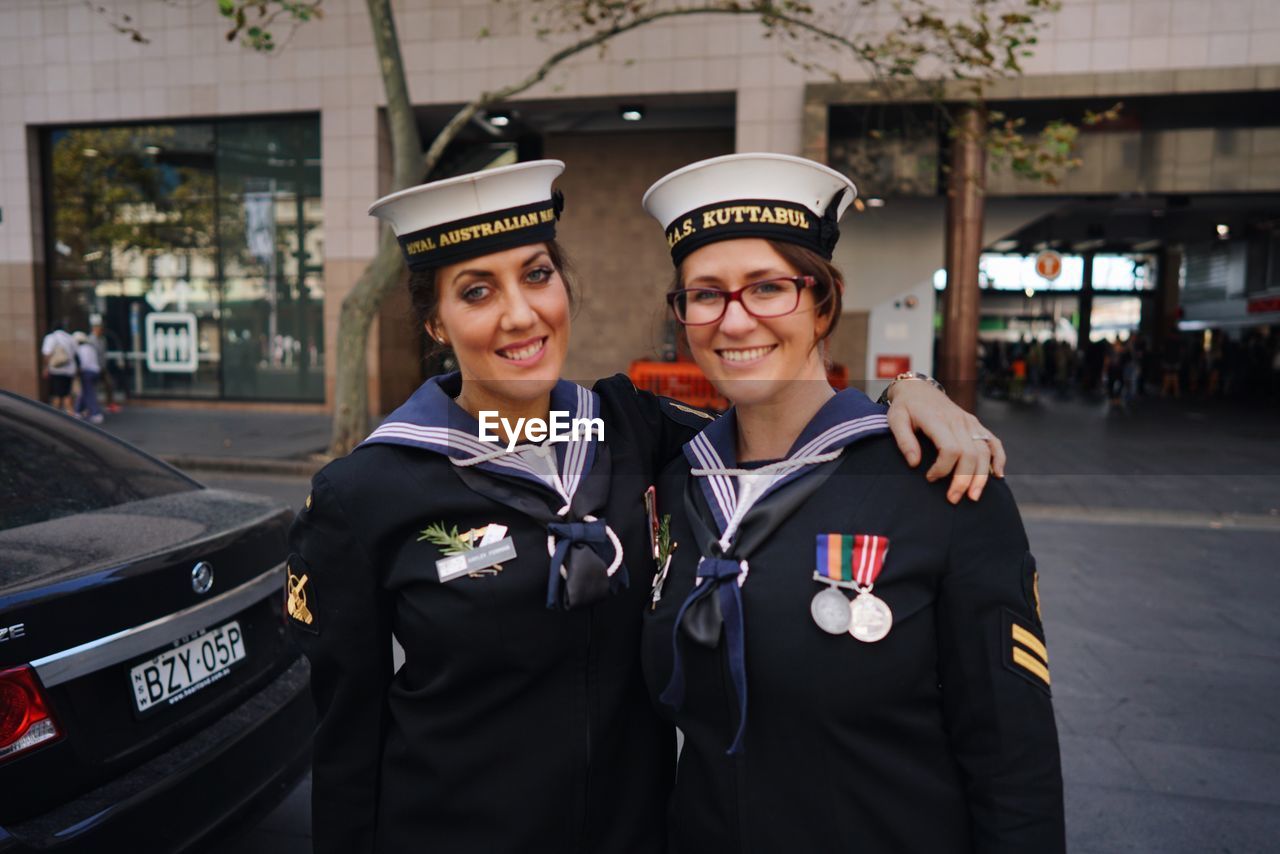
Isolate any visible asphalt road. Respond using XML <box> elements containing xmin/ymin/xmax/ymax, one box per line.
<box><xmin>204</xmin><ymin>471</ymin><xmax>1280</xmax><ymax>854</ymax></box>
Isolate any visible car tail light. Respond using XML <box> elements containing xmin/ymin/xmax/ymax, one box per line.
<box><xmin>0</xmin><ymin>666</ymin><xmax>61</xmax><ymax>761</ymax></box>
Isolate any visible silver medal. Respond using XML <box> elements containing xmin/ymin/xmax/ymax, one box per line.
<box><xmin>811</xmin><ymin>586</ymin><xmax>852</xmax><ymax>634</ymax></box>
<box><xmin>848</xmin><ymin>592</ymin><xmax>893</xmax><ymax>642</ymax></box>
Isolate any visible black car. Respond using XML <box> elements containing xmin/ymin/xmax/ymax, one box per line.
<box><xmin>0</xmin><ymin>392</ymin><xmax>312</xmax><ymax>852</ymax></box>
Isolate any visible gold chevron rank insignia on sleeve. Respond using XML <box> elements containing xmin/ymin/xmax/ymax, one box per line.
<box><xmin>1004</xmin><ymin>610</ymin><xmax>1050</xmax><ymax>692</ymax></box>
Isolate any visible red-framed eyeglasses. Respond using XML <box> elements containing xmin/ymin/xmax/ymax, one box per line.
<box><xmin>666</xmin><ymin>276</ymin><xmax>818</xmax><ymax>326</ymax></box>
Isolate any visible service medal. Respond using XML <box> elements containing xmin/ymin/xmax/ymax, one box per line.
<box><xmin>814</xmin><ymin>532</ymin><xmax>892</xmax><ymax>640</ymax></box>
<box><xmin>848</xmin><ymin>592</ymin><xmax>893</xmax><ymax>642</ymax></box>
<box><xmin>810</xmin><ymin>586</ymin><xmax>852</xmax><ymax>634</ymax></box>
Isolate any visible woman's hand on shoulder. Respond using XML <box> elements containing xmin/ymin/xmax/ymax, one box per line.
<box><xmin>884</xmin><ymin>380</ymin><xmax>1007</xmax><ymax>505</ymax></box>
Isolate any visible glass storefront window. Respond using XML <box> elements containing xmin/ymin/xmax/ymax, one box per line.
<box><xmin>931</xmin><ymin>253</ymin><xmax>1157</xmax><ymax>293</ymax></box>
<box><xmin>44</xmin><ymin>116</ymin><xmax>323</xmax><ymax>402</ymax></box>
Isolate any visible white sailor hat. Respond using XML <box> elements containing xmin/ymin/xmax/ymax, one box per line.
<box><xmin>369</xmin><ymin>160</ymin><xmax>565</xmax><ymax>271</ymax></box>
<box><xmin>642</xmin><ymin>153</ymin><xmax>857</xmax><ymax>267</ymax></box>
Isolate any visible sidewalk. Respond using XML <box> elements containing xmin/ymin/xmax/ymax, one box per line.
<box><xmin>979</xmin><ymin>393</ymin><xmax>1280</xmax><ymax>526</ymax></box>
<box><xmin>100</xmin><ymin>392</ymin><xmax>1280</xmax><ymax>521</ymax></box>
<box><xmin>101</xmin><ymin>404</ymin><xmax>332</xmax><ymax>476</ymax></box>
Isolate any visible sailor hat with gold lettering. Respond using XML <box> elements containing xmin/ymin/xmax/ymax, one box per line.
<box><xmin>642</xmin><ymin>153</ymin><xmax>856</xmax><ymax>267</ymax></box>
<box><xmin>369</xmin><ymin>160</ymin><xmax>565</xmax><ymax>271</ymax></box>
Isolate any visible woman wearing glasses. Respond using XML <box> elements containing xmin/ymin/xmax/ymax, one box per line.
<box><xmin>288</xmin><ymin>159</ymin><xmax>1002</xmax><ymax>853</ymax></box>
<box><xmin>640</xmin><ymin>153</ymin><xmax>1064</xmax><ymax>853</ymax></box>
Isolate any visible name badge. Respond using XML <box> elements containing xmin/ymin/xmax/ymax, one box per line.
<box><xmin>436</xmin><ymin>537</ymin><xmax>517</xmax><ymax>582</ymax></box>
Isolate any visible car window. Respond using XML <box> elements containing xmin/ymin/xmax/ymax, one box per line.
<box><xmin>0</xmin><ymin>393</ymin><xmax>199</xmax><ymax>532</ymax></box>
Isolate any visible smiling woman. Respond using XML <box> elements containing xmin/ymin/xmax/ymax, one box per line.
<box><xmin>291</xmin><ymin>161</ymin><xmax>698</xmax><ymax>854</ymax></box>
<box><xmin>288</xmin><ymin>158</ymin><xmax>1013</xmax><ymax>854</ymax></box>
<box><xmin>423</xmin><ymin>243</ymin><xmax>572</xmax><ymax>422</ymax></box>
<box><xmin>639</xmin><ymin>153</ymin><xmax>1065</xmax><ymax>854</ymax></box>
<box><xmin>673</xmin><ymin>242</ymin><xmax>844</xmax><ymax>416</ymax></box>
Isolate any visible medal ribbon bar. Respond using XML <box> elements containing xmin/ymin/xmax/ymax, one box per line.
<box><xmin>816</xmin><ymin>533</ymin><xmax>853</xmax><ymax>582</ymax></box>
<box><xmin>815</xmin><ymin>533</ymin><xmax>888</xmax><ymax>588</ymax></box>
<box><xmin>853</xmin><ymin>534</ymin><xmax>889</xmax><ymax>589</ymax></box>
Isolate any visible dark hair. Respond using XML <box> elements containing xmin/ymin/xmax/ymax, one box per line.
<box><xmin>671</xmin><ymin>239</ymin><xmax>845</xmax><ymax>343</ymax></box>
<box><xmin>408</xmin><ymin>240</ymin><xmax>577</xmax><ymax>351</ymax></box>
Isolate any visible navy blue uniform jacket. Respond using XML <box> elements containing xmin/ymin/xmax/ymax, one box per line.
<box><xmin>288</xmin><ymin>374</ymin><xmax>708</xmax><ymax>853</ymax></box>
<box><xmin>641</xmin><ymin>392</ymin><xmax>1065</xmax><ymax>853</ymax></box>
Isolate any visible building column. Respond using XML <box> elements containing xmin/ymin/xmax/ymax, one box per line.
<box><xmin>1078</xmin><ymin>251</ymin><xmax>1095</xmax><ymax>345</ymax></box>
<box><xmin>1151</xmin><ymin>246</ymin><xmax>1182</xmax><ymax>346</ymax></box>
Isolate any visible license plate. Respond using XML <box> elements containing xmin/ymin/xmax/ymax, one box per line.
<box><xmin>130</xmin><ymin>620</ymin><xmax>247</xmax><ymax>713</ymax></box>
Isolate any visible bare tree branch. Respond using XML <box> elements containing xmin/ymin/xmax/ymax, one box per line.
<box><xmin>422</xmin><ymin>2</ymin><xmax>876</xmax><ymax>178</ymax></box>
<box><xmin>84</xmin><ymin>0</ymin><xmax>151</xmax><ymax>43</ymax></box>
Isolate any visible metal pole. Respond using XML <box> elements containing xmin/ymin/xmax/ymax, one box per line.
<box><xmin>130</xmin><ymin>301</ymin><xmax>143</xmax><ymax>392</ymax></box>
<box><xmin>941</xmin><ymin>106</ymin><xmax>987</xmax><ymax>412</ymax></box>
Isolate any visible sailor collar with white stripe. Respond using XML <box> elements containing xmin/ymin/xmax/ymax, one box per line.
<box><xmin>362</xmin><ymin>372</ymin><xmax>601</xmax><ymax>512</ymax></box>
<box><xmin>683</xmin><ymin>388</ymin><xmax>889</xmax><ymax>542</ymax></box>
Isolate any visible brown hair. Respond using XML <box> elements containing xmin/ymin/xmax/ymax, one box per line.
<box><xmin>408</xmin><ymin>240</ymin><xmax>577</xmax><ymax>352</ymax></box>
<box><xmin>671</xmin><ymin>239</ymin><xmax>845</xmax><ymax>343</ymax></box>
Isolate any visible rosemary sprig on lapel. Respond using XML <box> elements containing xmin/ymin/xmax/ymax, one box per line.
<box><xmin>418</xmin><ymin>522</ymin><xmax>474</xmax><ymax>556</ymax></box>
<box><xmin>651</xmin><ymin>514</ymin><xmax>677</xmax><ymax>610</ymax></box>
<box><xmin>656</xmin><ymin>514</ymin><xmax>676</xmax><ymax>567</ymax></box>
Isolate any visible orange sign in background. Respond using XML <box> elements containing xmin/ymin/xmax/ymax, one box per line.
<box><xmin>1035</xmin><ymin>250</ymin><xmax>1063</xmax><ymax>281</ymax></box>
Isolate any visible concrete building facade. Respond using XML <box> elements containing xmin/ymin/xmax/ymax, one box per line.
<box><xmin>3</xmin><ymin>0</ymin><xmax>1278</xmax><ymax>409</ymax></box>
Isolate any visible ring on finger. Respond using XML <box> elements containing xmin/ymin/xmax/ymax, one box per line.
<box><xmin>971</xmin><ymin>433</ymin><xmax>992</xmax><ymax>441</ymax></box>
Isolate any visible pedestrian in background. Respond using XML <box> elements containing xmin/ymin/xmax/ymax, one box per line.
<box><xmin>1028</xmin><ymin>336</ymin><xmax>1045</xmax><ymax>389</ymax></box>
<box><xmin>40</xmin><ymin>322</ymin><xmax>78</xmax><ymax>416</ymax></box>
<box><xmin>1053</xmin><ymin>338</ymin><xmax>1072</xmax><ymax>395</ymax></box>
<box><xmin>89</xmin><ymin>317</ymin><xmax>120</xmax><ymax>413</ymax></box>
<box><xmin>1104</xmin><ymin>339</ymin><xmax>1128</xmax><ymax>413</ymax></box>
<box><xmin>73</xmin><ymin>331</ymin><xmax>105</xmax><ymax>424</ymax></box>
<box><xmin>1123</xmin><ymin>336</ymin><xmax>1142</xmax><ymax>406</ymax></box>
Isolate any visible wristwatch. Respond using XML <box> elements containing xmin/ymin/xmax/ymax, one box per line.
<box><xmin>876</xmin><ymin>371</ymin><xmax>946</xmax><ymax>405</ymax></box>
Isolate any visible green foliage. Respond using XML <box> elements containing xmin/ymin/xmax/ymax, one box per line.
<box><xmin>985</xmin><ymin>101</ymin><xmax>1123</xmax><ymax>185</ymax></box>
<box><xmin>845</xmin><ymin>0</ymin><xmax>1061</xmax><ymax>91</ymax></box>
<box><xmin>512</xmin><ymin>1</ymin><xmax>1093</xmax><ymax>186</ymax></box>
<box><xmin>656</xmin><ymin>514</ymin><xmax>676</xmax><ymax>566</ymax></box>
<box><xmin>49</xmin><ymin>127</ymin><xmax>218</xmax><ymax>280</ymax></box>
<box><xmin>417</xmin><ymin>522</ymin><xmax>476</xmax><ymax>556</ymax></box>
<box><xmin>841</xmin><ymin>1</ymin><xmax>1124</xmax><ymax>187</ymax></box>
<box><xmin>215</xmin><ymin>0</ymin><xmax>324</xmax><ymax>52</ymax></box>
<box><xmin>517</xmin><ymin>0</ymin><xmax>830</xmax><ymax>46</ymax></box>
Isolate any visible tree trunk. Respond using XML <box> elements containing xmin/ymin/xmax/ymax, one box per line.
<box><xmin>326</xmin><ymin>0</ymin><xmax>423</xmax><ymax>456</ymax></box>
<box><xmin>328</xmin><ymin>228</ymin><xmax>406</xmax><ymax>454</ymax></box>
<box><xmin>940</xmin><ymin>105</ymin><xmax>987</xmax><ymax>413</ymax></box>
